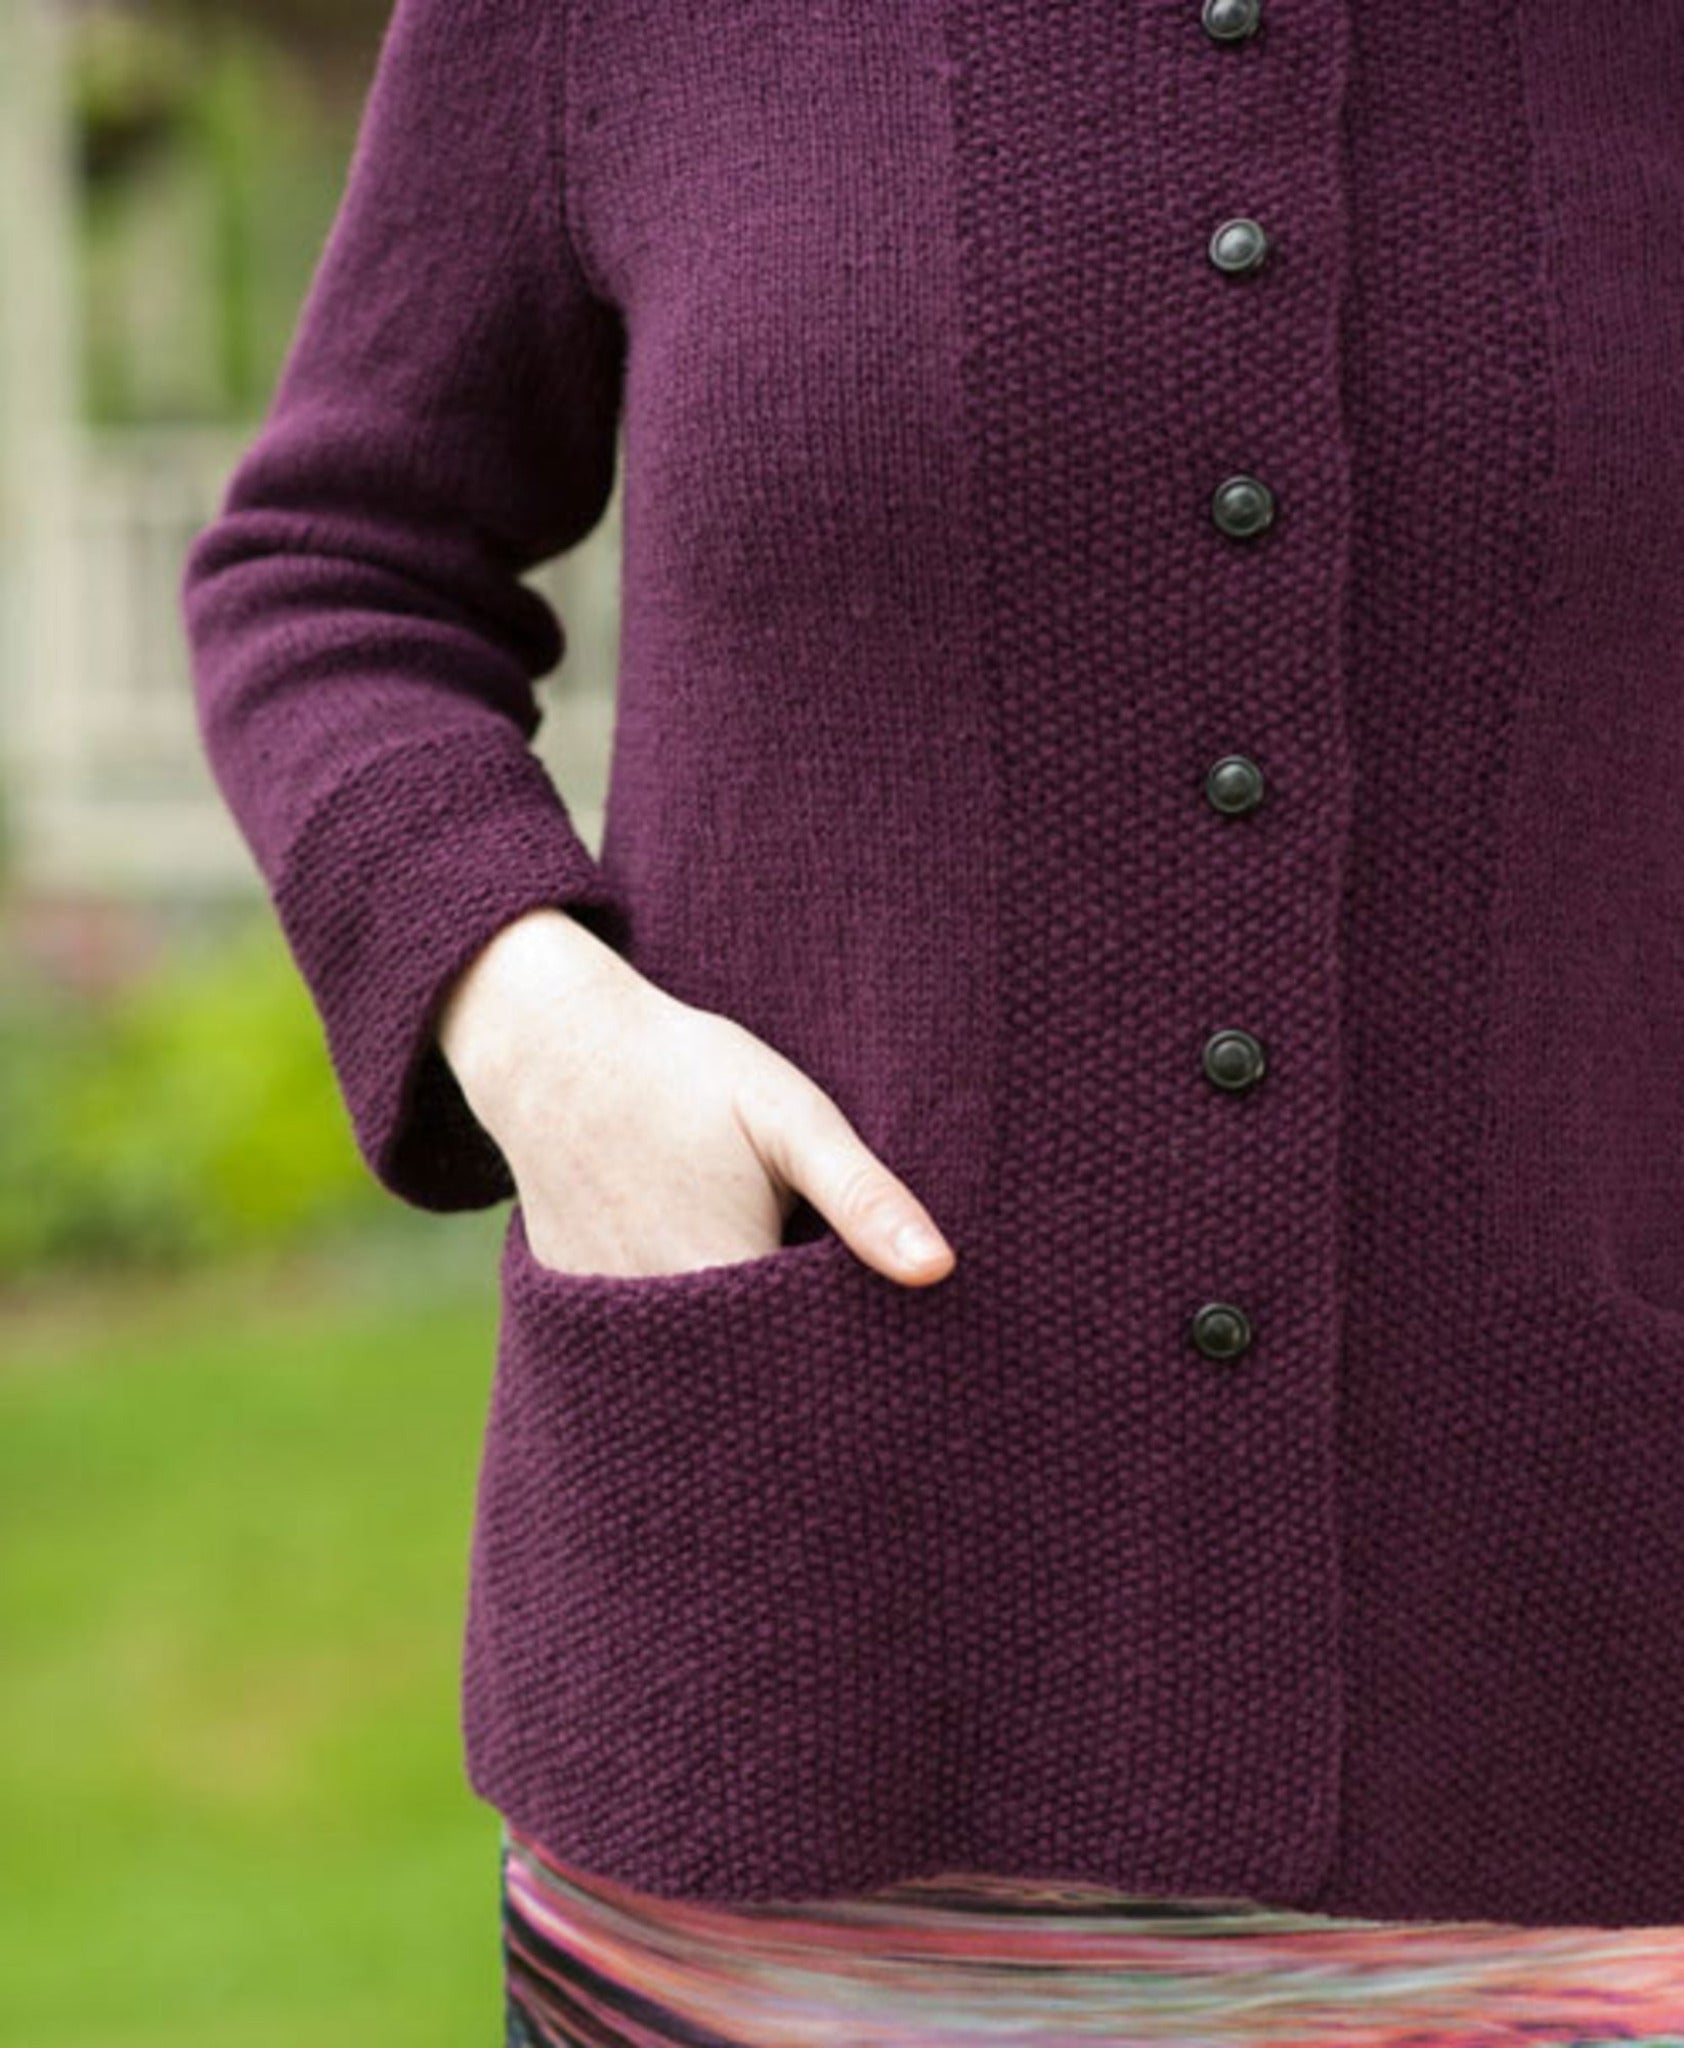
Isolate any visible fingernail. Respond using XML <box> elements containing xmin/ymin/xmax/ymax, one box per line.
<box><xmin>893</xmin><ymin>1219</ymin><xmax>946</xmax><ymax>1266</ymax></box>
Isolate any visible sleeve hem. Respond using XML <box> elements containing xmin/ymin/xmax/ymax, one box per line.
<box><xmin>271</xmin><ymin>731</ymin><xmax>632</xmax><ymax>1213</ymax></box>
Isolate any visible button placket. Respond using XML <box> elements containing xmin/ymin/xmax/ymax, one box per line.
<box><xmin>1192</xmin><ymin>0</ymin><xmax>1274</xmax><ymax>1367</ymax></box>
<box><xmin>930</xmin><ymin>0</ymin><xmax>1354</xmax><ymax>1892</ymax></box>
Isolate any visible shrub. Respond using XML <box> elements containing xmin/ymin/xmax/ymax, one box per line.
<box><xmin>0</xmin><ymin>912</ymin><xmax>384</xmax><ymax>1280</ymax></box>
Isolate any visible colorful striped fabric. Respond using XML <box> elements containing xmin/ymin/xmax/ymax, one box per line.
<box><xmin>500</xmin><ymin>1821</ymin><xmax>1684</xmax><ymax>2046</ymax></box>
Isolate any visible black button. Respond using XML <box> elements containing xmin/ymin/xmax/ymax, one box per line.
<box><xmin>1201</xmin><ymin>0</ymin><xmax>1262</xmax><ymax>43</ymax></box>
<box><xmin>1204</xmin><ymin>754</ymin><xmax>1266</xmax><ymax>815</ymax></box>
<box><xmin>1191</xmin><ymin>1300</ymin><xmax>1253</xmax><ymax>1361</ymax></box>
<box><xmin>1202</xmin><ymin>1027</ymin><xmax>1267</xmax><ymax>1093</ymax></box>
<box><xmin>1211</xmin><ymin>473</ymin><xmax>1276</xmax><ymax>539</ymax></box>
<box><xmin>1208</xmin><ymin>216</ymin><xmax>1270</xmax><ymax>276</ymax></box>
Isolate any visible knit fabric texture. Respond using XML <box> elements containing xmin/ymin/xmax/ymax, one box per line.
<box><xmin>179</xmin><ymin>0</ymin><xmax>1684</xmax><ymax>1928</ymax></box>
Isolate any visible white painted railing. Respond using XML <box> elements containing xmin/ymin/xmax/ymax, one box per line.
<box><xmin>1</xmin><ymin>421</ymin><xmax>621</xmax><ymax>900</ymax></box>
<box><xmin>0</xmin><ymin>0</ymin><xmax>619</xmax><ymax>905</ymax></box>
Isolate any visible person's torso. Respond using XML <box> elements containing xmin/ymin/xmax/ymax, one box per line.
<box><xmin>465</xmin><ymin>0</ymin><xmax>1684</xmax><ymax>1928</ymax></box>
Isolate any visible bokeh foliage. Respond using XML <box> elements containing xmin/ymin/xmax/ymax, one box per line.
<box><xmin>0</xmin><ymin>913</ymin><xmax>386</xmax><ymax>1281</ymax></box>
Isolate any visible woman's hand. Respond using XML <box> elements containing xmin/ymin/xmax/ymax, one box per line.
<box><xmin>435</xmin><ymin>907</ymin><xmax>956</xmax><ymax>1287</ymax></box>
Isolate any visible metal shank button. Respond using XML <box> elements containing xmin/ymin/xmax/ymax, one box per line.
<box><xmin>1191</xmin><ymin>1300</ymin><xmax>1253</xmax><ymax>1362</ymax></box>
<box><xmin>1209</xmin><ymin>217</ymin><xmax>1270</xmax><ymax>276</ymax></box>
<box><xmin>1202</xmin><ymin>1027</ymin><xmax>1267</xmax><ymax>1093</ymax></box>
<box><xmin>1211</xmin><ymin>473</ymin><xmax>1276</xmax><ymax>540</ymax></box>
<box><xmin>1201</xmin><ymin>0</ymin><xmax>1262</xmax><ymax>43</ymax></box>
<box><xmin>1204</xmin><ymin>754</ymin><xmax>1266</xmax><ymax>815</ymax></box>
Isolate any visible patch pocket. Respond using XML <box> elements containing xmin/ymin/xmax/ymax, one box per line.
<box><xmin>461</xmin><ymin>1197</ymin><xmax>967</xmax><ymax>1886</ymax></box>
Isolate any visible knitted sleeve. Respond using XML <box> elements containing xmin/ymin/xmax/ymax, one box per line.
<box><xmin>179</xmin><ymin>0</ymin><xmax>631</xmax><ymax>1213</ymax></box>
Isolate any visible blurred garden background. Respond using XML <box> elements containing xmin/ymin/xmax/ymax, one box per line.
<box><xmin>0</xmin><ymin>2</ymin><xmax>623</xmax><ymax>2039</ymax></box>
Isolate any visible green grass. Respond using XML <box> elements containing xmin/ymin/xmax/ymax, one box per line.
<box><xmin>0</xmin><ymin>1219</ymin><xmax>514</xmax><ymax>2047</ymax></box>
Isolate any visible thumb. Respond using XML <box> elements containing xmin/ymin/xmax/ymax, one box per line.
<box><xmin>736</xmin><ymin>1074</ymin><xmax>956</xmax><ymax>1288</ymax></box>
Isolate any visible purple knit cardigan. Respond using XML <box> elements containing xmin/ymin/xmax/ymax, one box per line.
<box><xmin>179</xmin><ymin>0</ymin><xmax>1684</xmax><ymax>1928</ymax></box>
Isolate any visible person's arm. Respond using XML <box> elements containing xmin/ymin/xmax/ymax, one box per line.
<box><xmin>179</xmin><ymin>0</ymin><xmax>628</xmax><ymax>1212</ymax></box>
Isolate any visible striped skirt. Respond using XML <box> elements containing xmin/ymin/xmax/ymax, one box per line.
<box><xmin>500</xmin><ymin>1821</ymin><xmax>1684</xmax><ymax>2046</ymax></box>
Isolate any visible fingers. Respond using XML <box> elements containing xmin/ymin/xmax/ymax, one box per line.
<box><xmin>737</xmin><ymin>1072</ymin><xmax>957</xmax><ymax>1288</ymax></box>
